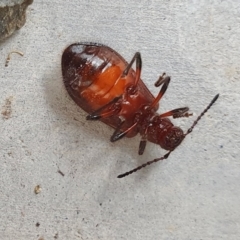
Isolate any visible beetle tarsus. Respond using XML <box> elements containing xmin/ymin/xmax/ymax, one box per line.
<box><xmin>110</xmin><ymin>131</ymin><xmax>126</xmax><ymax>142</ymax></box>
<box><xmin>138</xmin><ymin>139</ymin><xmax>147</xmax><ymax>155</ymax></box>
<box><xmin>110</xmin><ymin>121</ymin><xmax>125</xmax><ymax>142</ymax></box>
<box><xmin>86</xmin><ymin>115</ymin><xmax>101</xmax><ymax>120</ymax></box>
<box><xmin>159</xmin><ymin>107</ymin><xmax>192</xmax><ymax>119</ymax></box>
<box><xmin>154</xmin><ymin>72</ymin><xmax>167</xmax><ymax>87</ymax></box>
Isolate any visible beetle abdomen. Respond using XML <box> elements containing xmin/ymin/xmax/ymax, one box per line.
<box><xmin>62</xmin><ymin>43</ymin><xmax>130</xmax><ymax>111</ymax></box>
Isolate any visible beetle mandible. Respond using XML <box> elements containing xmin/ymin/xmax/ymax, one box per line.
<box><xmin>61</xmin><ymin>42</ymin><xmax>219</xmax><ymax>178</ymax></box>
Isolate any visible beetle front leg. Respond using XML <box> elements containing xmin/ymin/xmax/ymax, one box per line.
<box><xmin>150</xmin><ymin>74</ymin><xmax>171</xmax><ymax>109</ymax></box>
<box><xmin>159</xmin><ymin>107</ymin><xmax>193</xmax><ymax>119</ymax></box>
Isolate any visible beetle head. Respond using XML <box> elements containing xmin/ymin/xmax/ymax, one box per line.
<box><xmin>160</xmin><ymin>127</ymin><xmax>184</xmax><ymax>151</ymax></box>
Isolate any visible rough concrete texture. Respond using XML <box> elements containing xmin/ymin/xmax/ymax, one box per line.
<box><xmin>0</xmin><ymin>1</ymin><xmax>239</xmax><ymax>239</ymax></box>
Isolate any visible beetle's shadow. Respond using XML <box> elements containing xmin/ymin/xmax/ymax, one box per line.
<box><xmin>43</xmin><ymin>64</ymin><xmax>161</xmax><ymax>179</ymax></box>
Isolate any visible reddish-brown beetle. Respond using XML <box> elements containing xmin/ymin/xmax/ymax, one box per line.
<box><xmin>62</xmin><ymin>42</ymin><xmax>219</xmax><ymax>178</ymax></box>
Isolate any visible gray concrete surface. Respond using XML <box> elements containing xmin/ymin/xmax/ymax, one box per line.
<box><xmin>0</xmin><ymin>1</ymin><xmax>239</xmax><ymax>239</ymax></box>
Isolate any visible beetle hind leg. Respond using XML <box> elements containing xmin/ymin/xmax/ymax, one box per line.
<box><xmin>121</xmin><ymin>52</ymin><xmax>142</xmax><ymax>87</ymax></box>
<box><xmin>86</xmin><ymin>96</ymin><xmax>122</xmax><ymax>120</ymax></box>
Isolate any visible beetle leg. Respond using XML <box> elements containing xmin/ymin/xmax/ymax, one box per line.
<box><xmin>154</xmin><ymin>72</ymin><xmax>168</xmax><ymax>87</ymax></box>
<box><xmin>138</xmin><ymin>138</ymin><xmax>147</xmax><ymax>155</ymax></box>
<box><xmin>138</xmin><ymin>125</ymin><xmax>149</xmax><ymax>155</ymax></box>
<box><xmin>86</xmin><ymin>96</ymin><xmax>122</xmax><ymax>120</ymax></box>
<box><xmin>118</xmin><ymin>151</ymin><xmax>171</xmax><ymax>178</ymax></box>
<box><xmin>109</xmin><ymin>120</ymin><xmax>125</xmax><ymax>141</ymax></box>
<box><xmin>150</xmin><ymin>75</ymin><xmax>171</xmax><ymax>109</ymax></box>
<box><xmin>121</xmin><ymin>52</ymin><xmax>142</xmax><ymax>87</ymax></box>
<box><xmin>110</xmin><ymin>122</ymin><xmax>138</xmax><ymax>142</ymax></box>
<box><xmin>87</xmin><ymin>108</ymin><xmax>121</xmax><ymax>120</ymax></box>
<box><xmin>159</xmin><ymin>107</ymin><xmax>193</xmax><ymax>119</ymax></box>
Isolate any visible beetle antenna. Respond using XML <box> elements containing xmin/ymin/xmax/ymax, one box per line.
<box><xmin>185</xmin><ymin>94</ymin><xmax>219</xmax><ymax>136</ymax></box>
<box><xmin>117</xmin><ymin>152</ymin><xmax>171</xmax><ymax>178</ymax></box>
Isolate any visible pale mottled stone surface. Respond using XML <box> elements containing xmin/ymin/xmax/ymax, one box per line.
<box><xmin>0</xmin><ymin>1</ymin><xmax>239</xmax><ymax>239</ymax></box>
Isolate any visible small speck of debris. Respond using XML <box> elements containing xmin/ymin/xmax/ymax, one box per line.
<box><xmin>34</xmin><ymin>185</ymin><xmax>42</xmax><ymax>194</ymax></box>
<box><xmin>96</xmin><ymin>224</ymin><xmax>99</xmax><ymax>227</ymax></box>
<box><xmin>220</xmin><ymin>145</ymin><xmax>223</xmax><ymax>148</ymax></box>
<box><xmin>36</xmin><ymin>222</ymin><xmax>40</xmax><ymax>227</ymax></box>
<box><xmin>1</xmin><ymin>96</ymin><xmax>13</xmax><ymax>119</ymax></box>
<box><xmin>5</xmin><ymin>51</ymin><xmax>24</xmax><ymax>67</ymax></box>
<box><xmin>57</xmin><ymin>169</ymin><xmax>65</xmax><ymax>176</ymax></box>
<box><xmin>54</xmin><ymin>233</ymin><xmax>59</xmax><ymax>239</ymax></box>
<box><xmin>99</xmin><ymin>203</ymin><xmax>102</xmax><ymax>206</ymax></box>
<box><xmin>8</xmin><ymin>152</ymin><xmax>12</xmax><ymax>157</ymax></box>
